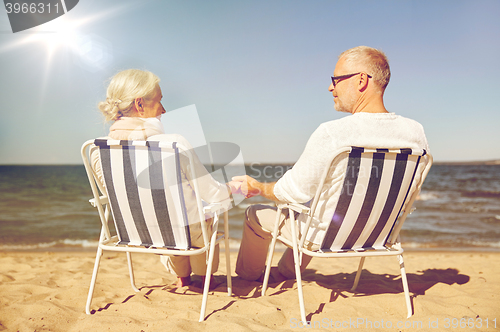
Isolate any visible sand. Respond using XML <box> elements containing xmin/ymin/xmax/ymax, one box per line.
<box><xmin>0</xmin><ymin>249</ymin><xmax>499</xmax><ymax>331</ymax></box>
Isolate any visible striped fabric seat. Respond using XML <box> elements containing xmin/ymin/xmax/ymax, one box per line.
<box><xmin>321</xmin><ymin>147</ymin><xmax>426</xmax><ymax>252</ymax></box>
<box><xmin>95</xmin><ymin>139</ymin><xmax>191</xmax><ymax>249</ymax></box>
<box><xmin>261</xmin><ymin>146</ymin><xmax>433</xmax><ymax>324</ymax></box>
<box><xmin>81</xmin><ymin>138</ymin><xmax>232</xmax><ymax>322</ymax></box>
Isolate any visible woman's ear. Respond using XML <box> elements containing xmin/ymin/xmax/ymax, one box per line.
<box><xmin>134</xmin><ymin>97</ymin><xmax>145</xmax><ymax>116</ymax></box>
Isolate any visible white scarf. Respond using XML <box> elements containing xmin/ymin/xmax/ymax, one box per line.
<box><xmin>108</xmin><ymin>117</ymin><xmax>164</xmax><ymax>140</ymax></box>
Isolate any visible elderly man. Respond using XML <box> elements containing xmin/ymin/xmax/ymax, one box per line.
<box><xmin>231</xmin><ymin>46</ymin><xmax>430</xmax><ymax>281</ymax></box>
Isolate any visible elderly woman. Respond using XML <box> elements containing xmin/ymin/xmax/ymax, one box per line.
<box><xmin>92</xmin><ymin>69</ymin><xmax>232</xmax><ymax>287</ymax></box>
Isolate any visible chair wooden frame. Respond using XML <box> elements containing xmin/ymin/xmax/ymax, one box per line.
<box><xmin>261</xmin><ymin>146</ymin><xmax>433</xmax><ymax>323</ymax></box>
<box><xmin>81</xmin><ymin>139</ymin><xmax>232</xmax><ymax>322</ymax></box>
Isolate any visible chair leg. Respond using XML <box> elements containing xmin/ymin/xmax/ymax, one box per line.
<box><xmin>262</xmin><ymin>207</ymin><xmax>283</xmax><ymax>296</ymax></box>
<box><xmin>289</xmin><ymin>212</ymin><xmax>307</xmax><ymax>324</ymax></box>
<box><xmin>398</xmin><ymin>254</ymin><xmax>412</xmax><ymax>318</ymax></box>
<box><xmin>127</xmin><ymin>252</ymin><xmax>140</xmax><ymax>292</ymax></box>
<box><xmin>224</xmin><ymin>211</ymin><xmax>232</xmax><ymax>297</ymax></box>
<box><xmin>292</xmin><ymin>243</ymin><xmax>306</xmax><ymax>324</ymax></box>
<box><xmin>85</xmin><ymin>247</ymin><xmax>103</xmax><ymax>314</ymax></box>
<box><xmin>351</xmin><ymin>257</ymin><xmax>365</xmax><ymax>292</ymax></box>
<box><xmin>199</xmin><ymin>230</ymin><xmax>218</xmax><ymax>322</ymax></box>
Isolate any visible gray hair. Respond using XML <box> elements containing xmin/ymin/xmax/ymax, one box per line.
<box><xmin>98</xmin><ymin>69</ymin><xmax>160</xmax><ymax>122</ymax></box>
<box><xmin>339</xmin><ymin>46</ymin><xmax>391</xmax><ymax>91</ymax></box>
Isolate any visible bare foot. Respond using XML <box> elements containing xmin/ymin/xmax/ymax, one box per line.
<box><xmin>201</xmin><ymin>275</ymin><xmax>218</xmax><ymax>290</ymax></box>
<box><xmin>185</xmin><ymin>275</ymin><xmax>220</xmax><ymax>291</ymax></box>
<box><xmin>176</xmin><ymin>276</ymin><xmax>191</xmax><ymax>287</ymax></box>
<box><xmin>176</xmin><ymin>275</ymin><xmax>219</xmax><ymax>291</ymax></box>
<box><xmin>258</xmin><ymin>267</ymin><xmax>288</xmax><ymax>284</ymax></box>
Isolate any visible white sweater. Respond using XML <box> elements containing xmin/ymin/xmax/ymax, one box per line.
<box><xmin>273</xmin><ymin>112</ymin><xmax>430</xmax><ymax>244</ymax></box>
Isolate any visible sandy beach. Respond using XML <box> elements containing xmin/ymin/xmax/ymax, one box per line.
<box><xmin>1</xmin><ymin>249</ymin><xmax>499</xmax><ymax>331</ymax></box>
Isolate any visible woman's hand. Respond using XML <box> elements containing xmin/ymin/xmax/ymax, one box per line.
<box><xmin>228</xmin><ymin>175</ymin><xmax>261</xmax><ymax>198</ymax></box>
<box><xmin>228</xmin><ymin>175</ymin><xmax>279</xmax><ymax>201</ymax></box>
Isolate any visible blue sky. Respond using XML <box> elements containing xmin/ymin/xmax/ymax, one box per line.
<box><xmin>0</xmin><ymin>0</ymin><xmax>499</xmax><ymax>164</ymax></box>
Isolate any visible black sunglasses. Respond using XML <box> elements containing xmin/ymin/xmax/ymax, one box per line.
<box><xmin>331</xmin><ymin>72</ymin><xmax>372</xmax><ymax>88</ymax></box>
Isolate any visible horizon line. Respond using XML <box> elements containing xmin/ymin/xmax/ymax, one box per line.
<box><xmin>2</xmin><ymin>159</ymin><xmax>500</xmax><ymax>167</ymax></box>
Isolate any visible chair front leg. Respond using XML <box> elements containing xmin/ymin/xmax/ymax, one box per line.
<box><xmin>351</xmin><ymin>257</ymin><xmax>365</xmax><ymax>292</ymax></box>
<box><xmin>127</xmin><ymin>252</ymin><xmax>140</xmax><ymax>292</ymax></box>
<box><xmin>398</xmin><ymin>254</ymin><xmax>412</xmax><ymax>318</ymax></box>
<box><xmin>262</xmin><ymin>206</ymin><xmax>283</xmax><ymax>296</ymax></box>
<box><xmin>86</xmin><ymin>246</ymin><xmax>103</xmax><ymax>314</ymax></box>
<box><xmin>223</xmin><ymin>210</ymin><xmax>232</xmax><ymax>296</ymax></box>
<box><xmin>199</xmin><ymin>226</ymin><xmax>219</xmax><ymax>322</ymax></box>
<box><xmin>289</xmin><ymin>211</ymin><xmax>307</xmax><ymax>324</ymax></box>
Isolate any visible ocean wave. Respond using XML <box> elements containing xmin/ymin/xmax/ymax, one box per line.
<box><xmin>403</xmin><ymin>240</ymin><xmax>500</xmax><ymax>250</ymax></box>
<box><xmin>480</xmin><ymin>215</ymin><xmax>500</xmax><ymax>224</ymax></box>
<box><xmin>461</xmin><ymin>190</ymin><xmax>500</xmax><ymax>198</ymax></box>
<box><xmin>465</xmin><ymin>240</ymin><xmax>500</xmax><ymax>248</ymax></box>
<box><xmin>418</xmin><ymin>191</ymin><xmax>439</xmax><ymax>201</ymax></box>
<box><xmin>1</xmin><ymin>238</ymin><xmax>499</xmax><ymax>251</ymax></box>
<box><xmin>0</xmin><ymin>239</ymin><xmax>99</xmax><ymax>251</ymax></box>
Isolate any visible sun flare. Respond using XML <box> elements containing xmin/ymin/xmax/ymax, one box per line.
<box><xmin>0</xmin><ymin>4</ymin><xmax>129</xmax><ymax>71</ymax></box>
<box><xmin>34</xmin><ymin>16</ymin><xmax>79</xmax><ymax>59</ymax></box>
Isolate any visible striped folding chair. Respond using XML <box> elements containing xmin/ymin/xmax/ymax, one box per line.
<box><xmin>261</xmin><ymin>146</ymin><xmax>433</xmax><ymax>323</ymax></box>
<box><xmin>81</xmin><ymin>138</ymin><xmax>232</xmax><ymax>322</ymax></box>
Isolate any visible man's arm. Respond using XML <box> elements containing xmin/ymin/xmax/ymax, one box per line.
<box><xmin>230</xmin><ymin>175</ymin><xmax>279</xmax><ymax>201</ymax></box>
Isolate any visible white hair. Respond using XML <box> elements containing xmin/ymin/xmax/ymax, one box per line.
<box><xmin>339</xmin><ymin>46</ymin><xmax>391</xmax><ymax>91</ymax></box>
<box><xmin>98</xmin><ymin>69</ymin><xmax>160</xmax><ymax>122</ymax></box>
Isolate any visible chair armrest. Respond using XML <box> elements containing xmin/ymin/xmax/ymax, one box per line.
<box><xmin>203</xmin><ymin>203</ymin><xmax>222</xmax><ymax>214</ymax></box>
<box><xmin>277</xmin><ymin>202</ymin><xmax>310</xmax><ymax>214</ymax></box>
<box><xmin>89</xmin><ymin>195</ymin><xmax>108</xmax><ymax>207</ymax></box>
<box><xmin>202</xmin><ymin>199</ymin><xmax>232</xmax><ymax>214</ymax></box>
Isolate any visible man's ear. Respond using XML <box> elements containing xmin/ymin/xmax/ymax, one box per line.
<box><xmin>358</xmin><ymin>73</ymin><xmax>369</xmax><ymax>92</ymax></box>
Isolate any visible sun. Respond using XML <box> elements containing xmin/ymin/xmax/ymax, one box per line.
<box><xmin>0</xmin><ymin>4</ymin><xmax>130</xmax><ymax>70</ymax></box>
<box><xmin>34</xmin><ymin>16</ymin><xmax>79</xmax><ymax>60</ymax></box>
<box><xmin>0</xmin><ymin>14</ymin><xmax>87</xmax><ymax>66</ymax></box>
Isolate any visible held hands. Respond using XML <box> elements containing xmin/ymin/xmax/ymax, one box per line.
<box><xmin>227</xmin><ymin>175</ymin><xmax>261</xmax><ymax>198</ymax></box>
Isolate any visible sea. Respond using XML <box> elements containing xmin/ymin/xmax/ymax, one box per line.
<box><xmin>1</xmin><ymin>163</ymin><xmax>500</xmax><ymax>251</ymax></box>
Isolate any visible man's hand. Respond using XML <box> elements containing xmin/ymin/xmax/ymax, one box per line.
<box><xmin>229</xmin><ymin>175</ymin><xmax>278</xmax><ymax>201</ymax></box>
<box><xmin>228</xmin><ymin>175</ymin><xmax>260</xmax><ymax>198</ymax></box>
